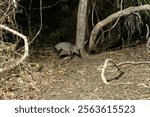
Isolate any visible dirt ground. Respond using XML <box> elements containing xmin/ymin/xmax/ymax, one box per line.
<box><xmin>0</xmin><ymin>44</ymin><xmax>150</xmax><ymax>99</ymax></box>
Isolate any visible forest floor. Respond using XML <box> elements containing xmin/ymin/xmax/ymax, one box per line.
<box><xmin>0</xmin><ymin>44</ymin><xmax>150</xmax><ymax>99</ymax></box>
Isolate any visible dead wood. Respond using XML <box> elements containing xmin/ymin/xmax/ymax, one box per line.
<box><xmin>0</xmin><ymin>24</ymin><xmax>29</xmax><ymax>73</ymax></box>
<box><xmin>89</xmin><ymin>4</ymin><xmax>150</xmax><ymax>50</ymax></box>
<box><xmin>99</xmin><ymin>59</ymin><xmax>150</xmax><ymax>84</ymax></box>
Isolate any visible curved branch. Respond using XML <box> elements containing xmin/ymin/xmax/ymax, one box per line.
<box><xmin>101</xmin><ymin>59</ymin><xmax>123</xmax><ymax>84</ymax></box>
<box><xmin>99</xmin><ymin>58</ymin><xmax>150</xmax><ymax>84</ymax></box>
<box><xmin>89</xmin><ymin>4</ymin><xmax>150</xmax><ymax>50</ymax></box>
<box><xmin>0</xmin><ymin>24</ymin><xmax>29</xmax><ymax>73</ymax></box>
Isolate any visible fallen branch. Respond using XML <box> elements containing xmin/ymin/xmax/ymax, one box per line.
<box><xmin>99</xmin><ymin>59</ymin><xmax>150</xmax><ymax>84</ymax></box>
<box><xmin>0</xmin><ymin>24</ymin><xmax>29</xmax><ymax>73</ymax></box>
<box><xmin>101</xmin><ymin>59</ymin><xmax>124</xmax><ymax>84</ymax></box>
<box><xmin>89</xmin><ymin>4</ymin><xmax>150</xmax><ymax>50</ymax></box>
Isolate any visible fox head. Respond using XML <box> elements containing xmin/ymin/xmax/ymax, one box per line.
<box><xmin>72</xmin><ymin>46</ymin><xmax>81</xmax><ymax>57</ymax></box>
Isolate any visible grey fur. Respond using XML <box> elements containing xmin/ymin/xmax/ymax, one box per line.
<box><xmin>54</xmin><ymin>42</ymin><xmax>80</xmax><ymax>58</ymax></box>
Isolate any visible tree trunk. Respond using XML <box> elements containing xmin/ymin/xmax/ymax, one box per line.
<box><xmin>75</xmin><ymin>0</ymin><xmax>89</xmax><ymax>56</ymax></box>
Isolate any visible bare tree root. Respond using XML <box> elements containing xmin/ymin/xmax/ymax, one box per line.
<box><xmin>146</xmin><ymin>24</ymin><xmax>150</xmax><ymax>53</ymax></box>
<box><xmin>89</xmin><ymin>4</ymin><xmax>150</xmax><ymax>50</ymax></box>
<box><xmin>124</xmin><ymin>12</ymin><xmax>143</xmax><ymax>46</ymax></box>
<box><xmin>147</xmin><ymin>37</ymin><xmax>150</xmax><ymax>53</ymax></box>
<box><xmin>99</xmin><ymin>59</ymin><xmax>150</xmax><ymax>84</ymax></box>
<box><xmin>0</xmin><ymin>24</ymin><xmax>29</xmax><ymax>73</ymax></box>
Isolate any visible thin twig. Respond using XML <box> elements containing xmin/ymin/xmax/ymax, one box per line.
<box><xmin>95</xmin><ymin>0</ymin><xmax>123</xmax><ymax>47</ymax></box>
<box><xmin>17</xmin><ymin>0</ymin><xmax>43</xmax><ymax>52</ymax></box>
<box><xmin>28</xmin><ymin>0</ymin><xmax>32</xmax><ymax>37</ymax></box>
<box><xmin>16</xmin><ymin>0</ymin><xmax>63</xmax><ymax>10</ymax></box>
<box><xmin>28</xmin><ymin>0</ymin><xmax>42</xmax><ymax>45</ymax></box>
<box><xmin>91</xmin><ymin>2</ymin><xmax>96</xmax><ymax>27</ymax></box>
